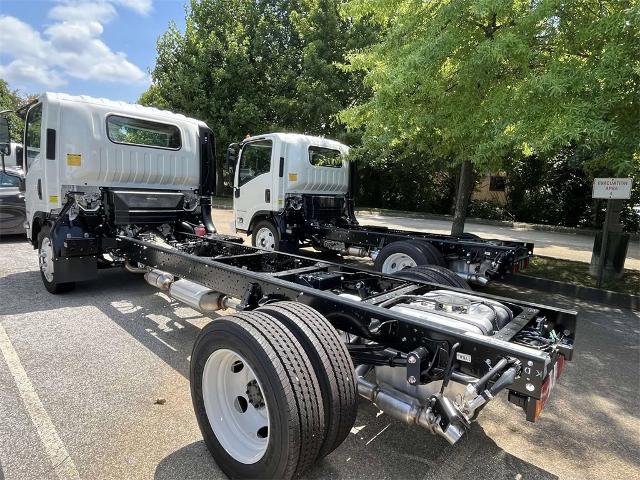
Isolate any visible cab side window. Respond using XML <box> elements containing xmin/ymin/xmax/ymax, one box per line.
<box><xmin>238</xmin><ymin>140</ymin><xmax>272</xmax><ymax>186</ymax></box>
<box><xmin>25</xmin><ymin>103</ymin><xmax>42</xmax><ymax>169</ymax></box>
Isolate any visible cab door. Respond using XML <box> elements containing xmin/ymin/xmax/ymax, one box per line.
<box><xmin>233</xmin><ymin>139</ymin><xmax>275</xmax><ymax>231</ymax></box>
<box><xmin>23</xmin><ymin>103</ymin><xmax>46</xmax><ymax>238</ymax></box>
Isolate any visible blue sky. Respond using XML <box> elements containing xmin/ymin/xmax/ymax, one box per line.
<box><xmin>0</xmin><ymin>0</ymin><xmax>187</xmax><ymax>102</ymax></box>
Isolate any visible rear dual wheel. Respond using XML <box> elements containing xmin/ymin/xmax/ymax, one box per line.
<box><xmin>394</xmin><ymin>265</ymin><xmax>471</xmax><ymax>290</ymax></box>
<box><xmin>191</xmin><ymin>304</ymin><xmax>357</xmax><ymax>479</ymax></box>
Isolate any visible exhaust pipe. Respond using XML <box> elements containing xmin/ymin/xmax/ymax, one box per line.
<box><xmin>456</xmin><ymin>272</ymin><xmax>489</xmax><ymax>286</ymax></box>
<box><xmin>340</xmin><ymin>246</ymin><xmax>369</xmax><ymax>257</ymax></box>
<box><xmin>125</xmin><ymin>260</ymin><xmax>149</xmax><ymax>274</ymax></box>
<box><xmin>357</xmin><ymin>370</ymin><xmax>467</xmax><ymax>444</ymax></box>
<box><xmin>145</xmin><ymin>270</ymin><xmax>238</xmax><ymax>312</ymax></box>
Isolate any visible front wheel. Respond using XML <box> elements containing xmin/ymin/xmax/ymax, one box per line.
<box><xmin>38</xmin><ymin>226</ymin><xmax>75</xmax><ymax>294</ymax></box>
<box><xmin>252</xmin><ymin>220</ymin><xmax>279</xmax><ymax>251</ymax></box>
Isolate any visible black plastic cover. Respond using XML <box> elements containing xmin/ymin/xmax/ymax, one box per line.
<box><xmin>105</xmin><ymin>189</ymin><xmax>185</xmax><ymax>225</ymax></box>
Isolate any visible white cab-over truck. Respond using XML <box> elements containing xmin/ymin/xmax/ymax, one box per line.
<box><xmin>228</xmin><ymin>133</ymin><xmax>534</xmax><ymax>285</ymax></box>
<box><xmin>0</xmin><ymin>94</ymin><xmax>575</xmax><ymax>480</ymax></box>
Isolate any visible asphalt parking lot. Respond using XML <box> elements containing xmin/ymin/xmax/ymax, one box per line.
<box><xmin>0</xmin><ymin>230</ymin><xmax>638</xmax><ymax>480</ymax></box>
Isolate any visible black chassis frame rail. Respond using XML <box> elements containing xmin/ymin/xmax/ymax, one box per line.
<box><xmin>119</xmin><ymin>234</ymin><xmax>575</xmax><ymax>412</ymax></box>
<box><xmin>309</xmin><ymin>223</ymin><xmax>534</xmax><ymax>278</ymax></box>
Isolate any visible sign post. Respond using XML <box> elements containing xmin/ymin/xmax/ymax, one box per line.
<box><xmin>592</xmin><ymin>178</ymin><xmax>633</xmax><ymax>288</ymax></box>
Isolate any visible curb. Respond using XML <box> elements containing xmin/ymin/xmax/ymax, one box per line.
<box><xmin>355</xmin><ymin>207</ymin><xmax>640</xmax><ymax>240</ymax></box>
<box><xmin>501</xmin><ymin>274</ymin><xmax>639</xmax><ymax>310</ymax></box>
<box><xmin>212</xmin><ymin>203</ymin><xmax>232</xmax><ymax>210</ymax></box>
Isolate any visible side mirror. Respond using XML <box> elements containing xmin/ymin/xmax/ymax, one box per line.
<box><xmin>0</xmin><ymin>116</ymin><xmax>10</xmax><ymax>157</ymax></box>
<box><xmin>226</xmin><ymin>143</ymin><xmax>239</xmax><ymax>169</ymax></box>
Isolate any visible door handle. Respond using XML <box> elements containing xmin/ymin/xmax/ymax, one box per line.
<box><xmin>234</xmin><ymin>187</ymin><xmax>240</xmax><ymax>198</ymax></box>
<box><xmin>265</xmin><ymin>189</ymin><xmax>270</xmax><ymax>203</ymax></box>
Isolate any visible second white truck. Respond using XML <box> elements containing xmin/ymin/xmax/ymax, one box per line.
<box><xmin>227</xmin><ymin>133</ymin><xmax>533</xmax><ymax>286</ymax></box>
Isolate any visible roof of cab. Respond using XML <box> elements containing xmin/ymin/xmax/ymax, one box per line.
<box><xmin>247</xmin><ymin>132</ymin><xmax>349</xmax><ymax>152</ymax></box>
<box><xmin>41</xmin><ymin>92</ymin><xmax>208</xmax><ymax>128</ymax></box>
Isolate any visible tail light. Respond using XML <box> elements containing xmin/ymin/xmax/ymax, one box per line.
<box><xmin>531</xmin><ymin>354</ymin><xmax>565</xmax><ymax>421</ymax></box>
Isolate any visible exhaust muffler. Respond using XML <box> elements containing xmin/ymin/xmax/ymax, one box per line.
<box><xmin>144</xmin><ymin>269</ymin><xmax>238</xmax><ymax>312</ymax></box>
<box><xmin>357</xmin><ymin>369</ymin><xmax>468</xmax><ymax>444</ymax></box>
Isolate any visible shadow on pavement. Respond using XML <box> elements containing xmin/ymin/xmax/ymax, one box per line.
<box><xmin>2</xmin><ymin>257</ymin><xmax>638</xmax><ymax>478</ymax></box>
<box><xmin>154</xmin><ymin>441</ymin><xmax>225</xmax><ymax>480</ymax></box>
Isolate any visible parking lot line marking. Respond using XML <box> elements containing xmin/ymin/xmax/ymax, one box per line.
<box><xmin>365</xmin><ymin>423</ymin><xmax>391</xmax><ymax>446</ymax></box>
<box><xmin>0</xmin><ymin>323</ymin><xmax>80</xmax><ymax>480</ymax></box>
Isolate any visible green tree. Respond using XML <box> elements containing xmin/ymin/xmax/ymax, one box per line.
<box><xmin>141</xmin><ymin>0</ymin><xmax>378</xmax><ymax>194</ymax></box>
<box><xmin>0</xmin><ymin>79</ymin><xmax>25</xmax><ymax>143</ymax></box>
<box><xmin>340</xmin><ymin>0</ymin><xmax>640</xmax><ymax>234</ymax></box>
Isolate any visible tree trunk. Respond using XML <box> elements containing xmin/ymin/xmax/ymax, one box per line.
<box><xmin>451</xmin><ymin>160</ymin><xmax>474</xmax><ymax>235</ymax></box>
<box><xmin>215</xmin><ymin>154</ymin><xmax>225</xmax><ymax>196</ymax></box>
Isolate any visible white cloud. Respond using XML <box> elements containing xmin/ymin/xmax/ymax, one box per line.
<box><xmin>49</xmin><ymin>1</ymin><xmax>117</xmax><ymax>23</ymax></box>
<box><xmin>0</xmin><ymin>0</ymin><xmax>151</xmax><ymax>90</ymax></box>
<box><xmin>0</xmin><ymin>59</ymin><xmax>66</xmax><ymax>88</ymax></box>
<box><xmin>112</xmin><ymin>0</ymin><xmax>153</xmax><ymax>15</ymax></box>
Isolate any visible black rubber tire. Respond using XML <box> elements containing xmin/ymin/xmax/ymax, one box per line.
<box><xmin>373</xmin><ymin>240</ymin><xmax>431</xmax><ymax>273</ymax></box>
<box><xmin>251</xmin><ymin>219</ymin><xmax>280</xmax><ymax>251</ymax></box>
<box><xmin>405</xmin><ymin>239</ymin><xmax>446</xmax><ymax>267</ymax></box>
<box><xmin>394</xmin><ymin>265</ymin><xmax>471</xmax><ymax>290</ymax></box>
<box><xmin>256</xmin><ymin>301</ymin><xmax>358</xmax><ymax>458</ymax></box>
<box><xmin>37</xmin><ymin>226</ymin><xmax>75</xmax><ymax>294</ymax></box>
<box><xmin>190</xmin><ymin>311</ymin><xmax>325</xmax><ymax>479</ymax></box>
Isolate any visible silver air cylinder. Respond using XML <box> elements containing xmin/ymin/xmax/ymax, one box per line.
<box><xmin>168</xmin><ymin>279</ymin><xmax>225</xmax><ymax>312</ymax></box>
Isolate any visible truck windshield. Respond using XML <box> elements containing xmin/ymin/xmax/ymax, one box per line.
<box><xmin>309</xmin><ymin>146</ymin><xmax>343</xmax><ymax>168</ymax></box>
<box><xmin>239</xmin><ymin>140</ymin><xmax>272</xmax><ymax>186</ymax></box>
<box><xmin>25</xmin><ymin>103</ymin><xmax>42</xmax><ymax>169</ymax></box>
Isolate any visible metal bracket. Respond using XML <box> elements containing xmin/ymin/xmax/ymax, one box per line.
<box><xmin>406</xmin><ymin>347</ymin><xmax>428</xmax><ymax>385</ymax></box>
<box><xmin>236</xmin><ymin>282</ymin><xmax>262</xmax><ymax>311</ymax></box>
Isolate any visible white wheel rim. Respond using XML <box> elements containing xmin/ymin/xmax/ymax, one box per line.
<box><xmin>255</xmin><ymin>227</ymin><xmax>275</xmax><ymax>251</ymax></box>
<box><xmin>381</xmin><ymin>253</ymin><xmax>417</xmax><ymax>274</ymax></box>
<box><xmin>39</xmin><ymin>237</ymin><xmax>54</xmax><ymax>282</ymax></box>
<box><xmin>202</xmin><ymin>349</ymin><xmax>270</xmax><ymax>464</ymax></box>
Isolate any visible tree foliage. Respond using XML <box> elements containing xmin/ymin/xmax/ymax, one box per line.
<box><xmin>140</xmin><ymin>0</ymin><xmax>378</xmax><ymax>192</ymax></box>
<box><xmin>340</xmin><ymin>0</ymin><xmax>640</xmax><ymax>176</ymax></box>
<box><xmin>0</xmin><ymin>79</ymin><xmax>26</xmax><ymax>143</ymax></box>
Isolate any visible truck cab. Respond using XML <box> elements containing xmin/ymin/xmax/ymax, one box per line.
<box><xmin>7</xmin><ymin>93</ymin><xmax>217</xmax><ymax>292</ymax></box>
<box><xmin>232</xmin><ymin>133</ymin><xmax>351</xmax><ymax>248</ymax></box>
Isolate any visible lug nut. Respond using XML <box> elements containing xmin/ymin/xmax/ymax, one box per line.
<box><xmin>408</xmin><ymin>375</ymin><xmax>417</xmax><ymax>384</ymax></box>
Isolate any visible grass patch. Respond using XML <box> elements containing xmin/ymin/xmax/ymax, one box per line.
<box><xmin>522</xmin><ymin>256</ymin><xmax>640</xmax><ymax>296</ymax></box>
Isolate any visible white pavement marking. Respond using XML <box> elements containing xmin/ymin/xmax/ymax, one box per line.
<box><xmin>0</xmin><ymin>323</ymin><xmax>80</xmax><ymax>480</ymax></box>
<box><xmin>365</xmin><ymin>423</ymin><xmax>391</xmax><ymax>446</ymax></box>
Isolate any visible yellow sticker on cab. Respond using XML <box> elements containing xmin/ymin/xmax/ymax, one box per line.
<box><xmin>49</xmin><ymin>195</ymin><xmax>58</xmax><ymax>204</ymax></box>
<box><xmin>288</xmin><ymin>173</ymin><xmax>298</xmax><ymax>182</ymax></box>
<box><xmin>67</xmin><ymin>153</ymin><xmax>81</xmax><ymax>166</ymax></box>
